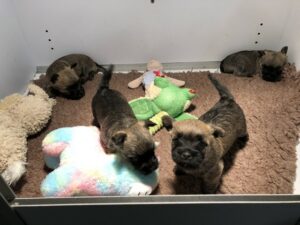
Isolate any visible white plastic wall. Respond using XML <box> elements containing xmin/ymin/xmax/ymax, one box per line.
<box><xmin>0</xmin><ymin>0</ymin><xmax>34</xmax><ymax>98</ymax></box>
<box><xmin>12</xmin><ymin>0</ymin><xmax>295</xmax><ymax>65</ymax></box>
<box><xmin>280</xmin><ymin>0</ymin><xmax>300</xmax><ymax>69</ymax></box>
<box><xmin>0</xmin><ymin>0</ymin><xmax>299</xmax><ymax>97</ymax></box>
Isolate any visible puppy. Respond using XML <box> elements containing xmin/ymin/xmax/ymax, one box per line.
<box><xmin>92</xmin><ymin>65</ymin><xmax>159</xmax><ymax>175</ymax></box>
<box><xmin>46</xmin><ymin>54</ymin><xmax>105</xmax><ymax>99</ymax></box>
<box><xmin>163</xmin><ymin>74</ymin><xmax>248</xmax><ymax>193</ymax></box>
<box><xmin>220</xmin><ymin>46</ymin><xmax>288</xmax><ymax>81</ymax></box>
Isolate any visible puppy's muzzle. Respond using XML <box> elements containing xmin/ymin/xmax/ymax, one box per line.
<box><xmin>261</xmin><ymin>65</ymin><xmax>283</xmax><ymax>82</ymax></box>
<box><xmin>172</xmin><ymin>147</ymin><xmax>203</xmax><ymax>169</ymax></box>
<box><xmin>67</xmin><ymin>85</ymin><xmax>85</xmax><ymax>100</ymax></box>
<box><xmin>131</xmin><ymin>156</ymin><xmax>159</xmax><ymax>175</ymax></box>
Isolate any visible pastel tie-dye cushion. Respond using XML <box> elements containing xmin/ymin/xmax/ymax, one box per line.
<box><xmin>41</xmin><ymin>126</ymin><xmax>158</xmax><ymax>197</ymax></box>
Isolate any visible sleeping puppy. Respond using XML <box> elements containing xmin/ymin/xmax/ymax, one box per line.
<box><xmin>92</xmin><ymin>65</ymin><xmax>159</xmax><ymax>175</ymax></box>
<box><xmin>220</xmin><ymin>46</ymin><xmax>288</xmax><ymax>81</ymax></box>
<box><xmin>46</xmin><ymin>54</ymin><xmax>105</xmax><ymax>99</ymax></box>
<box><xmin>163</xmin><ymin>74</ymin><xmax>248</xmax><ymax>193</ymax></box>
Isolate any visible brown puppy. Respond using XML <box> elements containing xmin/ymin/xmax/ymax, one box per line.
<box><xmin>220</xmin><ymin>46</ymin><xmax>288</xmax><ymax>82</ymax></box>
<box><xmin>46</xmin><ymin>54</ymin><xmax>105</xmax><ymax>99</ymax></box>
<box><xmin>92</xmin><ymin>65</ymin><xmax>159</xmax><ymax>175</ymax></box>
<box><xmin>163</xmin><ymin>74</ymin><xmax>248</xmax><ymax>193</ymax></box>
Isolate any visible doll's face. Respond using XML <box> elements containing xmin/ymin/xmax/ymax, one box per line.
<box><xmin>147</xmin><ymin>60</ymin><xmax>163</xmax><ymax>71</ymax></box>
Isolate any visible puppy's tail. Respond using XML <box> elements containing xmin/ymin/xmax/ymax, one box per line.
<box><xmin>208</xmin><ymin>73</ymin><xmax>234</xmax><ymax>100</ymax></box>
<box><xmin>95</xmin><ymin>63</ymin><xmax>107</xmax><ymax>72</ymax></box>
<box><xmin>99</xmin><ymin>65</ymin><xmax>114</xmax><ymax>91</ymax></box>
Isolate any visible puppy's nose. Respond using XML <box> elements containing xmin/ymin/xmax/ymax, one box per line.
<box><xmin>181</xmin><ymin>152</ymin><xmax>192</xmax><ymax>160</ymax></box>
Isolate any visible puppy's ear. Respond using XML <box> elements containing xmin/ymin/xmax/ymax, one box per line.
<box><xmin>281</xmin><ymin>46</ymin><xmax>288</xmax><ymax>54</ymax></box>
<box><xmin>71</xmin><ymin>63</ymin><xmax>77</xmax><ymax>69</ymax></box>
<box><xmin>112</xmin><ymin>131</ymin><xmax>127</xmax><ymax>145</ymax></box>
<box><xmin>162</xmin><ymin>115</ymin><xmax>173</xmax><ymax>131</ymax></box>
<box><xmin>50</xmin><ymin>74</ymin><xmax>59</xmax><ymax>83</ymax></box>
<box><xmin>210</xmin><ymin>124</ymin><xmax>225</xmax><ymax>138</ymax></box>
<box><xmin>144</xmin><ymin>120</ymin><xmax>157</xmax><ymax>128</ymax></box>
<box><xmin>258</xmin><ymin>51</ymin><xmax>266</xmax><ymax>57</ymax></box>
<box><xmin>138</xmin><ymin>120</ymin><xmax>156</xmax><ymax>129</ymax></box>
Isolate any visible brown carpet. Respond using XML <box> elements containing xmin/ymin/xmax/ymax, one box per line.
<box><xmin>14</xmin><ymin>66</ymin><xmax>300</xmax><ymax>197</ymax></box>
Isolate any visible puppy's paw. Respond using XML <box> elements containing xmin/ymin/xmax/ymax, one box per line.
<box><xmin>202</xmin><ymin>185</ymin><xmax>219</xmax><ymax>194</ymax></box>
<box><xmin>128</xmin><ymin>183</ymin><xmax>153</xmax><ymax>196</ymax></box>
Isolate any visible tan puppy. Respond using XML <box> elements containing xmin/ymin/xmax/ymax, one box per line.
<box><xmin>163</xmin><ymin>74</ymin><xmax>248</xmax><ymax>193</ymax></box>
<box><xmin>220</xmin><ymin>46</ymin><xmax>288</xmax><ymax>81</ymax></box>
<box><xmin>92</xmin><ymin>65</ymin><xmax>159</xmax><ymax>175</ymax></box>
<box><xmin>46</xmin><ymin>54</ymin><xmax>105</xmax><ymax>99</ymax></box>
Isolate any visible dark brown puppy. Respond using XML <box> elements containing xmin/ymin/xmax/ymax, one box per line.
<box><xmin>163</xmin><ymin>74</ymin><xmax>248</xmax><ymax>193</ymax></box>
<box><xmin>92</xmin><ymin>65</ymin><xmax>159</xmax><ymax>175</ymax></box>
<box><xmin>220</xmin><ymin>46</ymin><xmax>288</xmax><ymax>82</ymax></box>
<box><xmin>46</xmin><ymin>54</ymin><xmax>105</xmax><ymax>99</ymax></box>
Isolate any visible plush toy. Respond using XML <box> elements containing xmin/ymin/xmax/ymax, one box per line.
<box><xmin>41</xmin><ymin>126</ymin><xmax>158</xmax><ymax>197</ymax></box>
<box><xmin>130</xmin><ymin>77</ymin><xmax>196</xmax><ymax>120</ymax></box>
<box><xmin>0</xmin><ymin>84</ymin><xmax>56</xmax><ymax>185</ymax></box>
<box><xmin>128</xmin><ymin>59</ymin><xmax>185</xmax><ymax>98</ymax></box>
<box><xmin>129</xmin><ymin>77</ymin><xmax>197</xmax><ymax>134</ymax></box>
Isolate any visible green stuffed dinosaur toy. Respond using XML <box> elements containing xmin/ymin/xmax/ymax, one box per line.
<box><xmin>129</xmin><ymin>77</ymin><xmax>197</xmax><ymax>135</ymax></box>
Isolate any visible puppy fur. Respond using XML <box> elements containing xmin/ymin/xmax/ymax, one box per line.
<box><xmin>220</xmin><ymin>46</ymin><xmax>288</xmax><ymax>81</ymax></box>
<box><xmin>92</xmin><ymin>65</ymin><xmax>158</xmax><ymax>175</ymax></box>
<box><xmin>46</xmin><ymin>54</ymin><xmax>105</xmax><ymax>99</ymax></box>
<box><xmin>163</xmin><ymin>74</ymin><xmax>248</xmax><ymax>193</ymax></box>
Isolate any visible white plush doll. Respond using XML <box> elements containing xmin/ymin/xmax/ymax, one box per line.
<box><xmin>41</xmin><ymin>126</ymin><xmax>159</xmax><ymax>197</ymax></box>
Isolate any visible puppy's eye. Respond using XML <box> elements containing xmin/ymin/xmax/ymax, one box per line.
<box><xmin>196</xmin><ymin>141</ymin><xmax>207</xmax><ymax>148</ymax></box>
<box><xmin>128</xmin><ymin>156</ymin><xmax>138</xmax><ymax>163</ymax></box>
<box><xmin>173</xmin><ymin>137</ymin><xmax>178</xmax><ymax>142</ymax></box>
<box><xmin>200</xmin><ymin>142</ymin><xmax>207</xmax><ymax>146</ymax></box>
<box><xmin>172</xmin><ymin>137</ymin><xmax>182</xmax><ymax>144</ymax></box>
<box><xmin>195</xmin><ymin>134</ymin><xmax>203</xmax><ymax>141</ymax></box>
<box><xmin>50</xmin><ymin>74</ymin><xmax>59</xmax><ymax>83</ymax></box>
<box><xmin>173</xmin><ymin>133</ymin><xmax>183</xmax><ymax>142</ymax></box>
